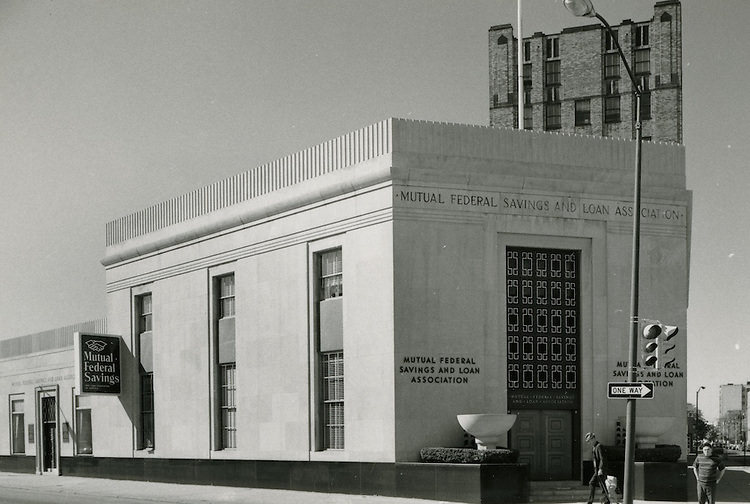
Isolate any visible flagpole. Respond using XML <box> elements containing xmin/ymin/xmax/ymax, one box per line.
<box><xmin>517</xmin><ymin>0</ymin><xmax>523</xmax><ymax>129</ymax></box>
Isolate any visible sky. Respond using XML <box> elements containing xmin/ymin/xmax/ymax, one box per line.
<box><xmin>1</xmin><ymin>0</ymin><xmax>748</xmax><ymax>423</ymax></box>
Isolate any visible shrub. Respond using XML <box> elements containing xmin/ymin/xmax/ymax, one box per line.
<box><xmin>603</xmin><ymin>444</ymin><xmax>681</xmax><ymax>463</ymax></box>
<box><xmin>420</xmin><ymin>447</ymin><xmax>519</xmax><ymax>464</ymax></box>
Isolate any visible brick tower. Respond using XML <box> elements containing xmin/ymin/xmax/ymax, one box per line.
<box><xmin>489</xmin><ymin>0</ymin><xmax>682</xmax><ymax>143</ymax></box>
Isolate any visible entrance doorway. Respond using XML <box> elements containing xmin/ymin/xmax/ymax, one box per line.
<box><xmin>36</xmin><ymin>387</ymin><xmax>59</xmax><ymax>475</ymax></box>
<box><xmin>510</xmin><ymin>409</ymin><xmax>575</xmax><ymax>480</ymax></box>
<box><xmin>505</xmin><ymin>247</ymin><xmax>582</xmax><ymax>480</ymax></box>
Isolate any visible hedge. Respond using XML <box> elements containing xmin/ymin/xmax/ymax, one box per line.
<box><xmin>604</xmin><ymin>444</ymin><xmax>681</xmax><ymax>462</ymax></box>
<box><xmin>420</xmin><ymin>447</ymin><xmax>520</xmax><ymax>464</ymax></box>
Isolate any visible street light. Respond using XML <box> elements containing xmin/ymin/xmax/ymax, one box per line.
<box><xmin>563</xmin><ymin>2</ymin><xmax>643</xmax><ymax>504</ymax></box>
<box><xmin>696</xmin><ymin>386</ymin><xmax>705</xmax><ymax>449</ymax></box>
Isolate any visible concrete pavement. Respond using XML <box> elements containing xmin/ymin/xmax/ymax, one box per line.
<box><xmin>1</xmin><ymin>466</ymin><xmax>749</xmax><ymax>504</ymax></box>
<box><xmin>0</xmin><ymin>471</ymin><xmax>460</xmax><ymax>504</ymax></box>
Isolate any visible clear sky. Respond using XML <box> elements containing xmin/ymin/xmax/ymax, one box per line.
<box><xmin>1</xmin><ymin>0</ymin><xmax>747</xmax><ymax>423</ymax></box>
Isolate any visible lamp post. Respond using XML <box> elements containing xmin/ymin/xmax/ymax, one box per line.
<box><xmin>696</xmin><ymin>386</ymin><xmax>705</xmax><ymax>449</ymax></box>
<box><xmin>562</xmin><ymin>2</ymin><xmax>643</xmax><ymax>504</ymax></box>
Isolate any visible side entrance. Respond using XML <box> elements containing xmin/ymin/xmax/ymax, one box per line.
<box><xmin>35</xmin><ymin>386</ymin><xmax>60</xmax><ymax>475</ymax></box>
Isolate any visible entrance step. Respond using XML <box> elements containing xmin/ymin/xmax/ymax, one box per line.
<box><xmin>528</xmin><ymin>480</ymin><xmax>605</xmax><ymax>503</ymax></box>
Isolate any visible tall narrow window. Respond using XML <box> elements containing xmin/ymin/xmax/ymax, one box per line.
<box><xmin>219</xmin><ymin>275</ymin><xmax>235</xmax><ymax>318</ymax></box>
<box><xmin>634</xmin><ymin>49</ymin><xmax>650</xmax><ymax>76</ymax></box>
<box><xmin>604</xmin><ymin>53</ymin><xmax>620</xmax><ymax>79</ymax></box>
<box><xmin>75</xmin><ymin>394</ymin><xmax>93</xmax><ymax>455</ymax></box>
<box><xmin>320</xmin><ymin>250</ymin><xmax>343</xmax><ymax>300</ymax></box>
<box><xmin>637</xmin><ymin>76</ymin><xmax>651</xmax><ymax>120</ymax></box>
<box><xmin>545</xmin><ymin>87</ymin><xmax>561</xmax><ymax>130</ymax></box>
<box><xmin>605</xmin><ymin>28</ymin><xmax>618</xmax><ymax>52</ymax></box>
<box><xmin>635</xmin><ymin>25</ymin><xmax>649</xmax><ymax>47</ymax></box>
<box><xmin>545</xmin><ymin>60</ymin><xmax>560</xmax><ymax>86</ymax></box>
<box><xmin>545</xmin><ymin>36</ymin><xmax>559</xmax><ymax>59</ymax></box>
<box><xmin>322</xmin><ymin>351</ymin><xmax>344</xmax><ymax>450</ymax></box>
<box><xmin>575</xmin><ymin>99</ymin><xmax>591</xmax><ymax>126</ymax></box>
<box><xmin>220</xmin><ymin>363</ymin><xmax>236</xmax><ymax>449</ymax></box>
<box><xmin>544</xmin><ymin>36</ymin><xmax>561</xmax><ymax>131</ymax></box>
<box><xmin>605</xmin><ymin>79</ymin><xmax>620</xmax><ymax>123</ymax></box>
<box><xmin>603</xmin><ymin>27</ymin><xmax>620</xmax><ymax>126</ymax></box>
<box><xmin>523</xmin><ymin>89</ymin><xmax>533</xmax><ymax>130</ymax></box>
<box><xmin>216</xmin><ymin>274</ymin><xmax>236</xmax><ymax>449</ymax></box>
<box><xmin>10</xmin><ymin>396</ymin><xmax>24</xmax><ymax>454</ymax></box>
<box><xmin>318</xmin><ymin>248</ymin><xmax>343</xmax><ymax>450</ymax></box>
<box><xmin>137</xmin><ymin>293</ymin><xmax>154</xmax><ymax>450</ymax></box>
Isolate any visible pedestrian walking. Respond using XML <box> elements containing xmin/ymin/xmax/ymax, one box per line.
<box><xmin>692</xmin><ymin>441</ymin><xmax>726</xmax><ymax>504</ymax></box>
<box><xmin>585</xmin><ymin>432</ymin><xmax>610</xmax><ymax>504</ymax></box>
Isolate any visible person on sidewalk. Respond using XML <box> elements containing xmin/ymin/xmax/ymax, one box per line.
<box><xmin>692</xmin><ymin>441</ymin><xmax>726</xmax><ymax>504</ymax></box>
<box><xmin>585</xmin><ymin>432</ymin><xmax>610</xmax><ymax>504</ymax></box>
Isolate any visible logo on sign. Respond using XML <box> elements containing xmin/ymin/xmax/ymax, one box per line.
<box><xmin>85</xmin><ymin>339</ymin><xmax>107</xmax><ymax>352</ymax></box>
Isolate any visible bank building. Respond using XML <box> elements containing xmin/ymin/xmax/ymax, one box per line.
<box><xmin>0</xmin><ymin>3</ymin><xmax>689</xmax><ymax>503</ymax></box>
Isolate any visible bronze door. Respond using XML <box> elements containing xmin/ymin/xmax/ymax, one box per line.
<box><xmin>511</xmin><ymin>409</ymin><xmax>573</xmax><ymax>480</ymax></box>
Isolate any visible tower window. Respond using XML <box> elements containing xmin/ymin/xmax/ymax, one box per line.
<box><xmin>575</xmin><ymin>99</ymin><xmax>591</xmax><ymax>126</ymax></box>
<box><xmin>545</xmin><ymin>37</ymin><xmax>559</xmax><ymax>59</ymax></box>
<box><xmin>635</xmin><ymin>25</ymin><xmax>649</xmax><ymax>47</ymax></box>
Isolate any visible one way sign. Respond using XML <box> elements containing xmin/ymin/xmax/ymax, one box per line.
<box><xmin>607</xmin><ymin>382</ymin><xmax>655</xmax><ymax>399</ymax></box>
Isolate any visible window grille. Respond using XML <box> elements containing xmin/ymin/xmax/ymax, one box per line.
<box><xmin>137</xmin><ymin>293</ymin><xmax>154</xmax><ymax>450</ymax></box>
<box><xmin>141</xmin><ymin>373</ymin><xmax>154</xmax><ymax>449</ymax></box>
<box><xmin>506</xmin><ymin>248</ymin><xmax>580</xmax><ymax>409</ymax></box>
<box><xmin>220</xmin><ymin>363</ymin><xmax>237</xmax><ymax>449</ymax></box>
<box><xmin>322</xmin><ymin>351</ymin><xmax>344</xmax><ymax>449</ymax></box>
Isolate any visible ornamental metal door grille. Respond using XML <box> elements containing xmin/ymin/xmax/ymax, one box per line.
<box><xmin>506</xmin><ymin>247</ymin><xmax>580</xmax><ymax>410</ymax></box>
<box><xmin>41</xmin><ymin>395</ymin><xmax>57</xmax><ymax>471</ymax></box>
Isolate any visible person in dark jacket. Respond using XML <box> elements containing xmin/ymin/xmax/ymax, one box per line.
<box><xmin>585</xmin><ymin>432</ymin><xmax>610</xmax><ymax>504</ymax></box>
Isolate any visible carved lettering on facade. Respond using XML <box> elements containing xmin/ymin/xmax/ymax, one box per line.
<box><xmin>393</xmin><ymin>186</ymin><xmax>686</xmax><ymax>226</ymax></box>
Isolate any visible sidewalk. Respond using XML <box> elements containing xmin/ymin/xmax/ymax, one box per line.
<box><xmin>0</xmin><ymin>471</ymin><xmax>460</xmax><ymax>504</ymax></box>
<box><xmin>2</xmin><ymin>467</ymin><xmax>748</xmax><ymax>504</ymax></box>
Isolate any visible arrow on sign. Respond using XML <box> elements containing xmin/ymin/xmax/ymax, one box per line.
<box><xmin>607</xmin><ymin>382</ymin><xmax>654</xmax><ymax>399</ymax></box>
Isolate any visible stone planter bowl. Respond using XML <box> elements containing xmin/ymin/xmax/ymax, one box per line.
<box><xmin>457</xmin><ymin>413</ymin><xmax>517</xmax><ymax>450</ymax></box>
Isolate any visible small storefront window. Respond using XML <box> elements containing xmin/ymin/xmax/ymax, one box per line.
<box><xmin>10</xmin><ymin>397</ymin><xmax>25</xmax><ymax>454</ymax></box>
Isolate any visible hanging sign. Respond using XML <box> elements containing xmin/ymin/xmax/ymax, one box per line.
<box><xmin>75</xmin><ymin>332</ymin><xmax>121</xmax><ymax>394</ymax></box>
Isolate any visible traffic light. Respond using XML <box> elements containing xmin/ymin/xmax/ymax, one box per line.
<box><xmin>642</xmin><ymin>323</ymin><xmax>678</xmax><ymax>368</ymax></box>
